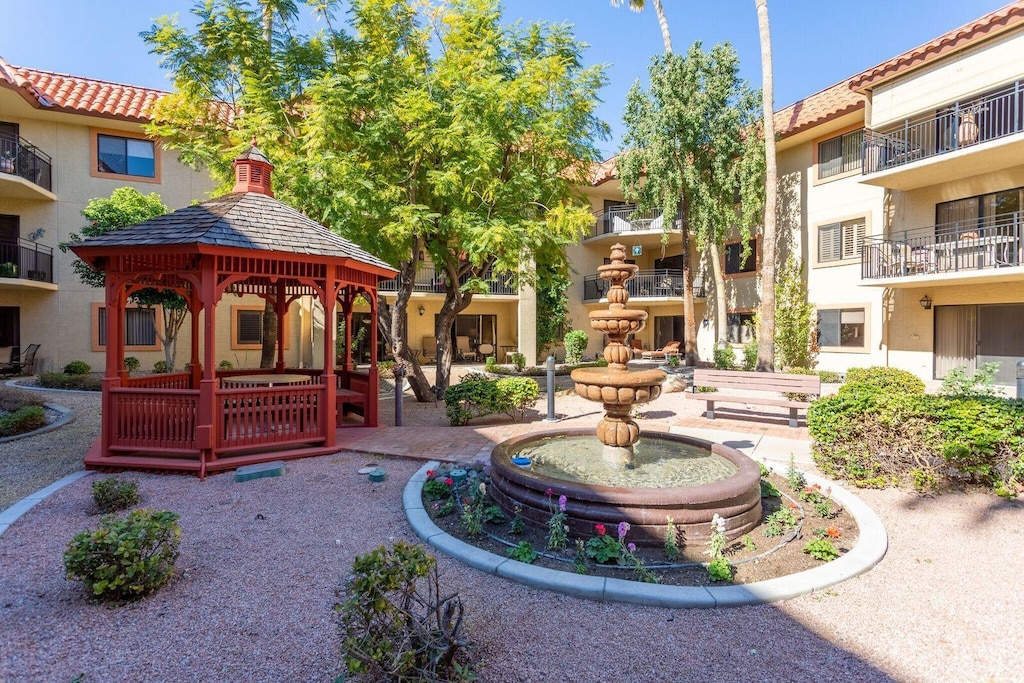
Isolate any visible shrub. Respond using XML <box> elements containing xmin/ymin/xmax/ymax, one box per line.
<box><xmin>509</xmin><ymin>352</ymin><xmax>526</xmax><ymax>372</ymax></box>
<box><xmin>338</xmin><ymin>543</ymin><xmax>471</xmax><ymax>681</ymax></box>
<box><xmin>775</xmin><ymin>256</ymin><xmax>816</xmax><ymax>369</ymax></box>
<box><xmin>563</xmin><ymin>330</ymin><xmax>589</xmax><ymax>365</ymax></box>
<box><xmin>444</xmin><ymin>376</ymin><xmax>538</xmax><ymax>425</ymax></box>
<box><xmin>940</xmin><ymin>362</ymin><xmax>1003</xmax><ymax>398</ymax></box>
<box><xmin>0</xmin><ymin>405</ymin><xmax>46</xmax><ymax>436</ymax></box>
<box><xmin>92</xmin><ymin>478</ymin><xmax>140</xmax><ymax>513</ymax></box>
<box><xmin>484</xmin><ymin>355</ymin><xmax>498</xmax><ymax>372</ymax></box>
<box><xmin>62</xmin><ymin>360</ymin><xmax>91</xmax><ymax>375</ymax></box>
<box><xmin>153</xmin><ymin>360</ymin><xmax>170</xmax><ymax>373</ymax></box>
<box><xmin>507</xmin><ymin>541</ymin><xmax>538</xmax><ymax>564</ymax></box>
<box><xmin>713</xmin><ymin>344</ymin><xmax>736</xmax><ymax>370</ymax></box>
<box><xmin>803</xmin><ymin>539</ymin><xmax>839</xmax><ymax>562</ymax></box>
<box><xmin>0</xmin><ymin>386</ymin><xmax>44</xmax><ymax>413</ymax></box>
<box><xmin>37</xmin><ymin>372</ymin><xmax>103</xmax><ymax>391</ymax></box>
<box><xmin>840</xmin><ymin>366</ymin><xmax>925</xmax><ymax>396</ymax></box>
<box><xmin>707</xmin><ymin>556</ymin><xmax>733</xmax><ymax>582</ymax></box>
<box><xmin>495</xmin><ymin>377</ymin><xmax>539</xmax><ymax>421</ymax></box>
<box><xmin>123</xmin><ymin>357</ymin><xmax>140</xmax><ymax>374</ymax></box>
<box><xmin>218</xmin><ymin>359</ymin><xmax>234</xmax><ymax>371</ymax></box>
<box><xmin>63</xmin><ymin>509</ymin><xmax>180</xmax><ymax>601</ymax></box>
<box><xmin>741</xmin><ymin>338</ymin><xmax>758</xmax><ymax>371</ymax></box>
<box><xmin>377</xmin><ymin>360</ymin><xmax>396</xmax><ymax>379</ymax></box>
<box><xmin>817</xmin><ymin>369</ymin><xmax>843</xmax><ymax>384</ymax></box>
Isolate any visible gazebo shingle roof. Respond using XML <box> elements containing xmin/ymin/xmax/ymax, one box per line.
<box><xmin>76</xmin><ymin>192</ymin><xmax>395</xmax><ymax>272</ymax></box>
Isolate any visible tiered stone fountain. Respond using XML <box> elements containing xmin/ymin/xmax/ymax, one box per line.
<box><xmin>489</xmin><ymin>245</ymin><xmax>761</xmax><ymax>544</ymax></box>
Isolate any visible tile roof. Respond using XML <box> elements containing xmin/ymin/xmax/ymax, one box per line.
<box><xmin>0</xmin><ymin>56</ymin><xmax>166</xmax><ymax>122</ymax></box>
<box><xmin>75</xmin><ymin>192</ymin><xmax>396</xmax><ymax>273</ymax></box>
<box><xmin>850</xmin><ymin>1</ymin><xmax>1024</xmax><ymax>91</ymax></box>
<box><xmin>773</xmin><ymin>82</ymin><xmax>865</xmax><ymax>139</ymax></box>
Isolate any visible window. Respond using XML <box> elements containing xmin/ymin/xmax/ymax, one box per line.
<box><xmin>97</xmin><ymin>134</ymin><xmax>155</xmax><ymax>177</ymax></box>
<box><xmin>817</xmin><ymin>308</ymin><xmax>866</xmax><ymax>349</ymax></box>
<box><xmin>236</xmin><ymin>310</ymin><xmax>264</xmax><ymax>345</ymax></box>
<box><xmin>725</xmin><ymin>238</ymin><xmax>758</xmax><ymax>275</ymax></box>
<box><xmin>818</xmin><ymin>218</ymin><xmax>865</xmax><ymax>263</ymax></box>
<box><xmin>818</xmin><ymin>129</ymin><xmax>863</xmax><ymax>179</ymax></box>
<box><xmin>96</xmin><ymin>307</ymin><xmax>158</xmax><ymax>348</ymax></box>
<box><xmin>727</xmin><ymin>313</ymin><xmax>756</xmax><ymax>344</ymax></box>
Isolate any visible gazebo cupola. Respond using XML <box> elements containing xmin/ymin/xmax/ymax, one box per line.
<box><xmin>232</xmin><ymin>140</ymin><xmax>275</xmax><ymax>197</ymax></box>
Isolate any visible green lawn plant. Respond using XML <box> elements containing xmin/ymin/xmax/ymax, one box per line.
<box><xmin>63</xmin><ymin>509</ymin><xmax>180</xmax><ymax>601</ymax></box>
<box><xmin>91</xmin><ymin>478</ymin><xmax>140</xmax><ymax>514</ymax></box>
<box><xmin>764</xmin><ymin>507</ymin><xmax>798</xmax><ymax>537</ymax></box>
<box><xmin>507</xmin><ymin>541</ymin><xmax>538</xmax><ymax>564</ymax></box>
<box><xmin>0</xmin><ymin>405</ymin><xmax>46</xmax><ymax>437</ymax></box>
<box><xmin>803</xmin><ymin>539</ymin><xmax>840</xmax><ymax>562</ymax></box>
<box><xmin>563</xmin><ymin>330</ymin><xmax>589</xmax><ymax>365</ymax></box>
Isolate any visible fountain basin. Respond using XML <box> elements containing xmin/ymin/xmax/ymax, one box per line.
<box><xmin>489</xmin><ymin>428</ymin><xmax>762</xmax><ymax>546</ymax></box>
<box><xmin>571</xmin><ymin>366</ymin><xmax>665</xmax><ymax>405</ymax></box>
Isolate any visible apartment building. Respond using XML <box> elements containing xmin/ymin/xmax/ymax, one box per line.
<box><xmin>576</xmin><ymin>2</ymin><xmax>1024</xmax><ymax>385</ymax></box>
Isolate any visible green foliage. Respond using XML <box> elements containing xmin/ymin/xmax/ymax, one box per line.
<box><xmin>546</xmin><ymin>508</ymin><xmax>568</xmax><ymax>552</ymax></box>
<box><xmin>507</xmin><ymin>541</ymin><xmax>538</xmax><ymax>564</ymax></box>
<box><xmin>840</xmin><ymin>367</ymin><xmax>925</xmax><ymax>396</ymax></box>
<box><xmin>62</xmin><ymin>360</ymin><xmax>91</xmax><ymax>375</ymax></box>
<box><xmin>742</xmin><ymin>535</ymin><xmax>756</xmax><ymax>552</ymax></box>
<box><xmin>91</xmin><ymin>478</ymin><xmax>140</xmax><ymax>514</ymax></box>
<box><xmin>509</xmin><ymin>353</ymin><xmax>526</xmax><ymax>372</ymax></box>
<box><xmin>377</xmin><ymin>360</ymin><xmax>396</xmax><ymax>380</ymax></box>
<box><xmin>810</xmin><ymin>381</ymin><xmax>1024</xmax><ymax>490</ymax></box>
<box><xmin>444</xmin><ymin>376</ymin><xmax>537</xmax><ymax>425</ymax></box>
<box><xmin>786</xmin><ymin>456</ymin><xmax>806</xmax><ymax>490</ymax></box>
<box><xmin>707</xmin><ymin>556</ymin><xmax>733</xmax><ymax>582</ymax></box>
<box><xmin>764</xmin><ymin>508</ymin><xmax>798</xmax><ymax>537</ymax></box>
<box><xmin>37</xmin><ymin>373</ymin><xmax>102</xmax><ymax>391</ymax></box>
<box><xmin>759</xmin><ymin>478</ymin><xmax>781</xmax><ymax>498</ymax></box>
<box><xmin>562</xmin><ymin>330</ymin><xmax>589</xmax><ymax>365</ymax></box>
<box><xmin>422</xmin><ymin>480</ymin><xmax>453</xmax><ymax>502</ymax></box>
<box><xmin>742</xmin><ymin>338</ymin><xmax>759</xmax><ymax>371</ymax></box>
<box><xmin>0</xmin><ymin>405</ymin><xmax>46</xmax><ymax>436</ymax></box>
<box><xmin>123</xmin><ymin>357</ymin><xmax>140</xmax><ymax>374</ymax></box>
<box><xmin>536</xmin><ymin>262</ymin><xmax>572</xmax><ymax>357</ymax></box>
<box><xmin>713</xmin><ymin>344</ymin><xmax>736</xmax><ymax>370</ymax></box>
<box><xmin>803</xmin><ymin>539</ymin><xmax>840</xmax><ymax>562</ymax></box>
<box><xmin>63</xmin><ymin>509</ymin><xmax>180</xmax><ymax>600</ymax></box>
<box><xmin>338</xmin><ymin>543</ymin><xmax>471</xmax><ymax>681</ymax></box>
<box><xmin>217</xmin><ymin>360</ymin><xmax>233</xmax><ymax>371</ymax></box>
<box><xmin>509</xmin><ymin>510</ymin><xmax>525</xmax><ymax>535</ymax></box>
<box><xmin>940</xmin><ymin>362</ymin><xmax>1003</xmax><ymax>398</ymax></box>
<box><xmin>817</xmin><ymin>370</ymin><xmax>843</xmax><ymax>383</ymax></box>
<box><xmin>153</xmin><ymin>361</ymin><xmax>169</xmax><ymax>374</ymax></box>
<box><xmin>663</xmin><ymin>516</ymin><xmax>680</xmax><ymax>561</ymax></box>
<box><xmin>775</xmin><ymin>257</ymin><xmax>816</xmax><ymax>370</ymax></box>
<box><xmin>584</xmin><ymin>533</ymin><xmax>621</xmax><ymax>564</ymax></box>
<box><xmin>482</xmin><ymin>505</ymin><xmax>506</xmax><ymax>524</ymax></box>
<box><xmin>0</xmin><ymin>386</ymin><xmax>44</xmax><ymax>413</ymax></box>
<box><xmin>484</xmin><ymin>356</ymin><xmax>498</xmax><ymax>372</ymax></box>
<box><xmin>573</xmin><ymin>539</ymin><xmax>589</xmax><ymax>575</ymax></box>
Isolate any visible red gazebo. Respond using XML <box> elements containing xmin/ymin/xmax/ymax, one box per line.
<box><xmin>72</xmin><ymin>145</ymin><xmax>397</xmax><ymax>477</ymax></box>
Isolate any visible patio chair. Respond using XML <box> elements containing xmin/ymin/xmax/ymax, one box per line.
<box><xmin>641</xmin><ymin>341</ymin><xmax>680</xmax><ymax>361</ymax></box>
<box><xmin>0</xmin><ymin>344</ymin><xmax>40</xmax><ymax>376</ymax></box>
<box><xmin>455</xmin><ymin>335</ymin><xmax>474</xmax><ymax>361</ymax></box>
<box><xmin>421</xmin><ymin>336</ymin><xmax>437</xmax><ymax>362</ymax></box>
<box><xmin>477</xmin><ymin>342</ymin><xmax>495</xmax><ymax>362</ymax></box>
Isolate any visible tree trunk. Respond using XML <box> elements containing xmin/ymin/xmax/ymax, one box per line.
<box><xmin>386</xmin><ymin>245</ymin><xmax>435</xmax><ymax>402</ymax></box>
<box><xmin>652</xmin><ymin>0</ymin><xmax>672</xmax><ymax>53</ymax></box>
<box><xmin>259</xmin><ymin>299</ymin><xmax>277</xmax><ymax>368</ymax></box>
<box><xmin>708</xmin><ymin>241</ymin><xmax>728</xmax><ymax>343</ymax></box>
<box><xmin>434</xmin><ymin>286</ymin><xmax>475</xmax><ymax>395</ymax></box>
<box><xmin>755</xmin><ymin>0</ymin><xmax>777</xmax><ymax>372</ymax></box>
<box><xmin>681</xmin><ymin>222</ymin><xmax>698</xmax><ymax>365</ymax></box>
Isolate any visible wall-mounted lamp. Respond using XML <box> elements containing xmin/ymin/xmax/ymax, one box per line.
<box><xmin>919</xmin><ymin>294</ymin><xmax>932</xmax><ymax>310</ymax></box>
<box><xmin>418</xmin><ymin>305</ymin><xmax>425</xmax><ymax>317</ymax></box>
<box><xmin>701</xmin><ymin>317</ymin><xmax>709</xmax><ymax>328</ymax></box>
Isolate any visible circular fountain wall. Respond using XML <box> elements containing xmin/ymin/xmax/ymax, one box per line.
<box><xmin>489</xmin><ymin>428</ymin><xmax>762</xmax><ymax>546</ymax></box>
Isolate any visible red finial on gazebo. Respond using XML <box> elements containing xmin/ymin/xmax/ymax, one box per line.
<box><xmin>232</xmin><ymin>140</ymin><xmax>274</xmax><ymax>197</ymax></box>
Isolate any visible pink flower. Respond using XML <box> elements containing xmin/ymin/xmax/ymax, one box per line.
<box><xmin>627</xmin><ymin>543</ymin><xmax>637</xmax><ymax>553</ymax></box>
<box><xmin>546</xmin><ymin>488</ymin><xmax>554</xmax><ymax>497</ymax></box>
<box><xmin>558</xmin><ymin>495</ymin><xmax>567</xmax><ymax>512</ymax></box>
<box><xmin>617</xmin><ymin>521</ymin><xmax>630</xmax><ymax>540</ymax></box>
<box><xmin>444</xmin><ymin>478</ymin><xmax>454</xmax><ymax>486</ymax></box>
<box><xmin>595</xmin><ymin>524</ymin><xmax>606</xmax><ymax>536</ymax></box>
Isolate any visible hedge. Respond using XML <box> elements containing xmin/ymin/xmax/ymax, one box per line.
<box><xmin>444</xmin><ymin>376</ymin><xmax>539</xmax><ymax>426</ymax></box>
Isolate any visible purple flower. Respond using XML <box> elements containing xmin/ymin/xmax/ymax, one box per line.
<box><xmin>558</xmin><ymin>495</ymin><xmax>567</xmax><ymax>512</ymax></box>
<box><xmin>546</xmin><ymin>488</ymin><xmax>554</xmax><ymax>497</ymax></box>
<box><xmin>617</xmin><ymin>521</ymin><xmax>630</xmax><ymax>540</ymax></box>
<box><xmin>627</xmin><ymin>543</ymin><xmax>637</xmax><ymax>553</ymax></box>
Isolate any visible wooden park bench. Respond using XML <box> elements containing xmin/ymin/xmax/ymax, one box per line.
<box><xmin>685</xmin><ymin>368</ymin><xmax>820</xmax><ymax>428</ymax></box>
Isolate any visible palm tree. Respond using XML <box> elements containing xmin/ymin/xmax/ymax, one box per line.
<box><xmin>755</xmin><ymin>0</ymin><xmax>777</xmax><ymax>371</ymax></box>
<box><xmin>610</xmin><ymin>0</ymin><xmax>672</xmax><ymax>53</ymax></box>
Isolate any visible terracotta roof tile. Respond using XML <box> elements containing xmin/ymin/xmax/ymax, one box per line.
<box><xmin>773</xmin><ymin>82</ymin><xmax>865</xmax><ymax>139</ymax></box>
<box><xmin>851</xmin><ymin>1</ymin><xmax>1024</xmax><ymax>91</ymax></box>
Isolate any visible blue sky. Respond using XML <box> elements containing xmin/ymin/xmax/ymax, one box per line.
<box><xmin>0</xmin><ymin>0</ymin><xmax>1009</xmax><ymax>157</ymax></box>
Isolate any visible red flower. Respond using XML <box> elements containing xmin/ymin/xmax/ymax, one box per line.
<box><xmin>444</xmin><ymin>477</ymin><xmax>454</xmax><ymax>486</ymax></box>
<box><xmin>426</xmin><ymin>469</ymin><xmax>436</xmax><ymax>477</ymax></box>
<box><xmin>826</xmin><ymin>527</ymin><xmax>841</xmax><ymax>539</ymax></box>
<box><xmin>595</xmin><ymin>524</ymin><xmax>606</xmax><ymax>536</ymax></box>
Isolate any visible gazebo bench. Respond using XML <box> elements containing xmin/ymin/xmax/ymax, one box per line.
<box><xmin>337</xmin><ymin>387</ymin><xmax>366</xmax><ymax>419</ymax></box>
<box><xmin>685</xmin><ymin>369</ymin><xmax>820</xmax><ymax>428</ymax></box>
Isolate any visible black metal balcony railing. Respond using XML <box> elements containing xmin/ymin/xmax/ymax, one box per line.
<box><xmin>0</xmin><ymin>135</ymin><xmax>53</xmax><ymax>192</ymax></box>
<box><xmin>590</xmin><ymin>206</ymin><xmax>680</xmax><ymax>238</ymax></box>
<box><xmin>583</xmin><ymin>269</ymin><xmax>705</xmax><ymax>301</ymax></box>
<box><xmin>861</xmin><ymin>212</ymin><xmax>1022</xmax><ymax>280</ymax></box>
<box><xmin>0</xmin><ymin>238</ymin><xmax>55</xmax><ymax>282</ymax></box>
<box><xmin>863</xmin><ymin>79</ymin><xmax>1024</xmax><ymax>174</ymax></box>
<box><xmin>378</xmin><ymin>264</ymin><xmax>516</xmax><ymax>296</ymax></box>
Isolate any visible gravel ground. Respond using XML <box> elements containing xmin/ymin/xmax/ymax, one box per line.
<box><xmin>2</xmin><ymin>371</ymin><xmax>1023</xmax><ymax>682</ymax></box>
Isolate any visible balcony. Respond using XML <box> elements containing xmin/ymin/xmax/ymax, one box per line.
<box><xmin>861</xmin><ymin>80</ymin><xmax>1024</xmax><ymax>191</ymax></box>
<box><xmin>586</xmin><ymin>206</ymin><xmax>682</xmax><ymax>245</ymax></box>
<box><xmin>0</xmin><ymin>135</ymin><xmax>54</xmax><ymax>200</ymax></box>
<box><xmin>378</xmin><ymin>264</ymin><xmax>517</xmax><ymax>296</ymax></box>
<box><xmin>861</xmin><ymin>212</ymin><xmax>1023</xmax><ymax>287</ymax></box>
<box><xmin>582</xmin><ymin>269</ymin><xmax>705</xmax><ymax>302</ymax></box>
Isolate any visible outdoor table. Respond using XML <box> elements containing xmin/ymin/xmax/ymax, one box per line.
<box><xmin>221</xmin><ymin>373</ymin><xmax>311</xmax><ymax>387</ymax></box>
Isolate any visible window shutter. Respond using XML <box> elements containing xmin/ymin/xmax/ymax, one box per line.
<box><xmin>237</xmin><ymin>311</ymin><xmax>263</xmax><ymax>345</ymax></box>
<box><xmin>819</xmin><ymin>223</ymin><xmax>840</xmax><ymax>262</ymax></box>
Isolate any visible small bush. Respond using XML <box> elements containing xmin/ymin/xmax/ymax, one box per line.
<box><xmin>63</xmin><ymin>509</ymin><xmax>181</xmax><ymax>601</ymax></box>
<box><xmin>484</xmin><ymin>355</ymin><xmax>498</xmax><ymax>372</ymax></box>
<box><xmin>509</xmin><ymin>352</ymin><xmax>526</xmax><ymax>372</ymax></box>
<box><xmin>377</xmin><ymin>360</ymin><xmax>395</xmax><ymax>379</ymax></box>
<box><xmin>563</xmin><ymin>330</ymin><xmax>589</xmax><ymax>365</ymax></box>
<box><xmin>444</xmin><ymin>376</ymin><xmax>538</xmax><ymax>425</ymax></box>
<box><xmin>495</xmin><ymin>377</ymin><xmax>539</xmax><ymax>421</ymax></box>
<box><xmin>37</xmin><ymin>372</ymin><xmax>103</xmax><ymax>391</ymax></box>
<box><xmin>62</xmin><ymin>360</ymin><xmax>91</xmax><ymax>375</ymax></box>
<box><xmin>817</xmin><ymin>370</ymin><xmax>843</xmax><ymax>384</ymax></box>
<box><xmin>507</xmin><ymin>541</ymin><xmax>538</xmax><ymax>564</ymax></box>
<box><xmin>92</xmin><ymin>478</ymin><xmax>140</xmax><ymax>513</ymax></box>
<box><xmin>123</xmin><ymin>357</ymin><xmax>140</xmax><ymax>374</ymax></box>
<box><xmin>0</xmin><ymin>405</ymin><xmax>46</xmax><ymax>436</ymax></box>
<box><xmin>713</xmin><ymin>344</ymin><xmax>736</xmax><ymax>370</ymax></box>
<box><xmin>218</xmin><ymin>359</ymin><xmax>234</xmax><ymax>371</ymax></box>
<box><xmin>707</xmin><ymin>556</ymin><xmax>733</xmax><ymax>582</ymax></box>
<box><xmin>338</xmin><ymin>543</ymin><xmax>472</xmax><ymax>681</ymax></box>
<box><xmin>153</xmin><ymin>360</ymin><xmax>170</xmax><ymax>373</ymax></box>
<box><xmin>840</xmin><ymin>366</ymin><xmax>925</xmax><ymax>396</ymax></box>
<box><xmin>803</xmin><ymin>539</ymin><xmax>839</xmax><ymax>562</ymax></box>
<box><xmin>940</xmin><ymin>362</ymin><xmax>1003</xmax><ymax>398</ymax></box>
<box><xmin>741</xmin><ymin>339</ymin><xmax>758</xmax><ymax>371</ymax></box>
<box><xmin>0</xmin><ymin>386</ymin><xmax>44</xmax><ymax>413</ymax></box>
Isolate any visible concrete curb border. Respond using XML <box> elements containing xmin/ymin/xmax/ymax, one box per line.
<box><xmin>0</xmin><ymin>403</ymin><xmax>75</xmax><ymax>444</ymax></box>
<box><xmin>404</xmin><ymin>461</ymin><xmax>888</xmax><ymax>608</ymax></box>
<box><xmin>5</xmin><ymin>379</ymin><xmax>98</xmax><ymax>395</ymax></box>
<box><xmin>0</xmin><ymin>470</ymin><xmax>96</xmax><ymax>537</ymax></box>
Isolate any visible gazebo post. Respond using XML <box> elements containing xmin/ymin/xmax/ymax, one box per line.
<box><xmin>189</xmin><ymin>291</ymin><xmax>202</xmax><ymax>389</ymax></box>
<box><xmin>196</xmin><ymin>257</ymin><xmax>220</xmax><ymax>477</ymax></box>
<box><xmin>342</xmin><ymin>290</ymin><xmax>354</xmax><ymax>373</ymax></box>
<box><xmin>322</xmin><ymin>278</ymin><xmax>339</xmax><ymax>445</ymax></box>
<box><xmin>101</xmin><ymin>274</ymin><xmax>128</xmax><ymax>458</ymax></box>
<box><xmin>275</xmin><ymin>281</ymin><xmax>286</xmax><ymax>373</ymax></box>
<box><xmin>367</xmin><ymin>289</ymin><xmax>380</xmax><ymax>427</ymax></box>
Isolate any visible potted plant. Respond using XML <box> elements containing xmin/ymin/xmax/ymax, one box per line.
<box><xmin>0</xmin><ymin>152</ymin><xmax>14</xmax><ymax>174</ymax></box>
<box><xmin>0</xmin><ymin>262</ymin><xmax>17</xmax><ymax>278</ymax></box>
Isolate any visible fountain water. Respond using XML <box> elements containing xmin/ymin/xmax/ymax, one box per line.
<box><xmin>489</xmin><ymin>244</ymin><xmax>761</xmax><ymax>544</ymax></box>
